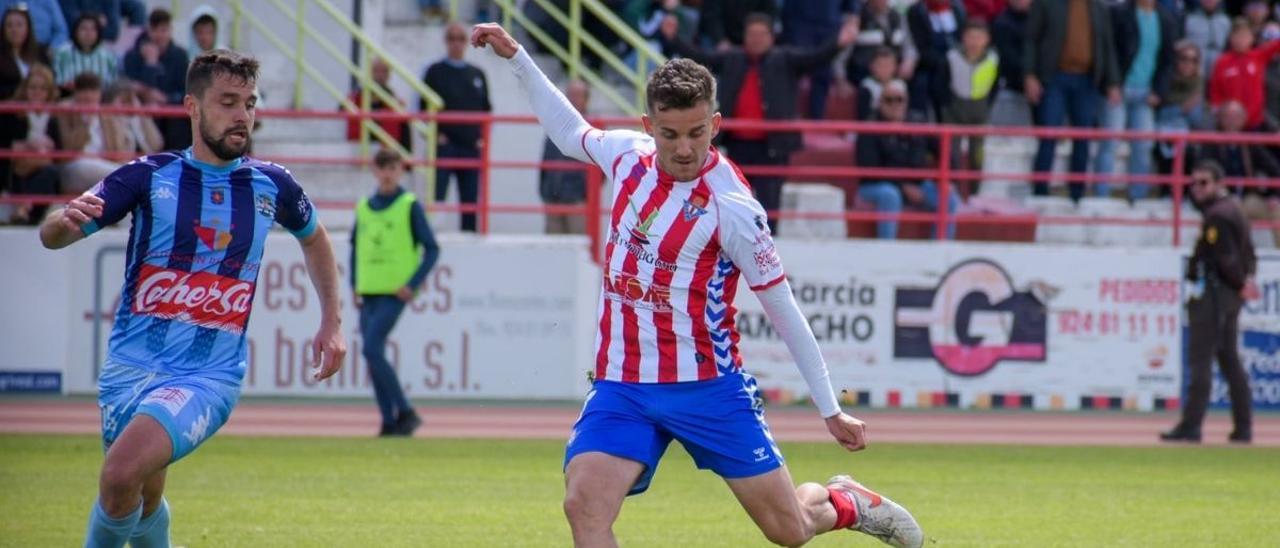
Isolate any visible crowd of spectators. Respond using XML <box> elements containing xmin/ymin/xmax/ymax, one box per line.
<box><xmin>1</xmin><ymin>2</ymin><xmax>208</xmax><ymax>225</ymax></box>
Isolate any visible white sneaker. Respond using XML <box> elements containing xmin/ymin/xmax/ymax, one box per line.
<box><xmin>827</xmin><ymin>475</ymin><xmax>924</xmax><ymax>548</ymax></box>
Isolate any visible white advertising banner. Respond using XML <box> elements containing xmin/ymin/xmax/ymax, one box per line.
<box><xmin>734</xmin><ymin>241</ymin><xmax>1184</xmax><ymax>411</ymax></box>
<box><xmin>54</xmin><ymin>231</ymin><xmax>598</xmax><ymax>399</ymax></box>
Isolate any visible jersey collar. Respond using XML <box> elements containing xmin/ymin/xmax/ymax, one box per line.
<box><xmin>182</xmin><ymin>147</ymin><xmax>244</xmax><ymax>173</ymax></box>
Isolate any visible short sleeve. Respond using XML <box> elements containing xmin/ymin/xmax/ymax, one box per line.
<box><xmin>259</xmin><ymin>163</ymin><xmax>317</xmax><ymax>239</ymax></box>
<box><xmin>81</xmin><ymin>160</ymin><xmax>152</xmax><ymax>236</ymax></box>
<box><xmin>579</xmin><ymin>128</ymin><xmax>653</xmax><ymax>177</ymax></box>
<box><xmin>717</xmin><ymin>191</ymin><xmax>785</xmax><ymax>291</ymax></box>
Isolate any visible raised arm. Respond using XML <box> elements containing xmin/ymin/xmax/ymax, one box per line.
<box><xmin>472</xmin><ymin>23</ymin><xmax>595</xmax><ymax>163</ymax></box>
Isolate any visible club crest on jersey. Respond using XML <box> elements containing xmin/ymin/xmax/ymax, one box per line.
<box><xmin>682</xmin><ymin>196</ymin><xmax>708</xmax><ymax>222</ymax></box>
<box><xmin>210</xmin><ymin>190</ymin><xmax>225</xmax><ymax>205</ymax></box>
<box><xmin>255</xmin><ymin>194</ymin><xmax>275</xmax><ymax>218</ymax></box>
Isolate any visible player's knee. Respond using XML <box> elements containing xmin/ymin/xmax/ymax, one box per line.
<box><xmin>562</xmin><ymin>490</ymin><xmax>607</xmax><ymax>528</ymax></box>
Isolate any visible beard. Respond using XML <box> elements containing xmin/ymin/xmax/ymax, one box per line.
<box><xmin>199</xmin><ymin>114</ymin><xmax>251</xmax><ymax>161</ymax></box>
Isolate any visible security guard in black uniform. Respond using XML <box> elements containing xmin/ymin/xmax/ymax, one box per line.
<box><xmin>1162</xmin><ymin>160</ymin><xmax>1260</xmax><ymax>444</ymax></box>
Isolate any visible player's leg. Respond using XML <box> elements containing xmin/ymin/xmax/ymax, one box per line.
<box><xmin>562</xmin><ymin>382</ymin><xmax>671</xmax><ymax>547</ymax></box>
<box><xmin>723</xmin><ymin>466</ymin><xmax>830</xmax><ymax>546</ymax></box>
<box><xmin>88</xmin><ymin>415</ymin><xmax>172</xmax><ymax>548</ymax></box>
<box><xmin>128</xmin><ymin>469</ymin><xmax>171</xmax><ymax>548</ymax></box>
<box><xmin>563</xmin><ymin>452</ymin><xmax>646</xmax><ymax>547</ymax></box>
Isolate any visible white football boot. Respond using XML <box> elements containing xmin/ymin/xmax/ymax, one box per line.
<box><xmin>827</xmin><ymin>475</ymin><xmax>924</xmax><ymax>548</ymax></box>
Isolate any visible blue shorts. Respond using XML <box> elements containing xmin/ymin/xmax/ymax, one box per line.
<box><xmin>97</xmin><ymin>359</ymin><xmax>241</xmax><ymax>463</ymax></box>
<box><xmin>564</xmin><ymin>372</ymin><xmax>784</xmax><ymax>496</ymax></box>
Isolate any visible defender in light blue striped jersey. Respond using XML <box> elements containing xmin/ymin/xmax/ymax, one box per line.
<box><xmin>39</xmin><ymin>49</ymin><xmax>347</xmax><ymax>548</ymax></box>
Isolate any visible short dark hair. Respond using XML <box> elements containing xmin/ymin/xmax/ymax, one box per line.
<box><xmin>963</xmin><ymin>19</ymin><xmax>990</xmax><ymax>34</ymax></box>
<box><xmin>148</xmin><ymin>8</ymin><xmax>172</xmax><ymax>28</ymax></box>
<box><xmin>186</xmin><ymin>49</ymin><xmax>260</xmax><ymax>99</ymax></box>
<box><xmin>646</xmin><ymin>58</ymin><xmax>716</xmax><ymax>112</ymax></box>
<box><xmin>374</xmin><ymin>148</ymin><xmax>403</xmax><ymax>169</ymax></box>
<box><xmin>73</xmin><ymin>72</ymin><xmax>103</xmax><ymax>92</ymax></box>
<box><xmin>871</xmin><ymin>46</ymin><xmax>897</xmax><ymax>62</ymax></box>
<box><xmin>194</xmin><ymin>14</ymin><xmax>217</xmax><ymax>29</ymax></box>
<box><xmin>743</xmin><ymin>12</ymin><xmax>773</xmax><ymax>33</ymax></box>
<box><xmin>1193</xmin><ymin>159</ymin><xmax>1225</xmax><ymax>182</ymax></box>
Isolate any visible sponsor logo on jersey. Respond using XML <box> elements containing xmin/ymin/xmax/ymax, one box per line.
<box><xmin>893</xmin><ymin>259</ymin><xmax>1048</xmax><ymax>376</ymax></box>
<box><xmin>133</xmin><ymin>264</ymin><xmax>255</xmax><ymax>334</ymax></box>
<box><xmin>151</xmin><ymin>186</ymin><xmax>177</xmax><ymax>201</ymax></box>
<box><xmin>194</xmin><ymin>220</ymin><xmax>233</xmax><ymax>251</ymax></box>
<box><xmin>142</xmin><ymin>387</ymin><xmax>192</xmax><ymax>416</ymax></box>
<box><xmin>603</xmin><ymin>271</ymin><xmax>673</xmax><ymax>312</ymax></box>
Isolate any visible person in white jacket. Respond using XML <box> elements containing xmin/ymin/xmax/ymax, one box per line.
<box><xmin>471</xmin><ymin>23</ymin><xmax>925</xmax><ymax>548</ymax></box>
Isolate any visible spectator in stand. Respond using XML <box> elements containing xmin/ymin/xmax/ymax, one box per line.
<box><xmin>857</xmin><ymin>46</ymin><xmax>900</xmax><ymax>120</ymax></box>
<box><xmin>1209</xmin><ymin>18</ymin><xmax>1280</xmax><ymax>131</ymax></box>
<box><xmin>1244</xmin><ymin>0</ymin><xmax>1271</xmax><ymax>37</ymax></box>
<box><xmin>1094</xmin><ymin>0</ymin><xmax>1179</xmax><ymax>202</ymax></box>
<box><xmin>1156</xmin><ymin>41</ymin><xmax>1207</xmax><ymax>175</ymax></box>
<box><xmin>187</xmin><ymin>5</ymin><xmax>221</xmax><ymax>55</ymax></box>
<box><xmin>780</xmin><ymin>0</ymin><xmax>858</xmax><ymax>119</ymax></box>
<box><xmin>848</xmin><ymin>0</ymin><xmax>908</xmax><ymax>86</ymax></box>
<box><xmin>539</xmin><ymin>80</ymin><xmax>592</xmax><ymax>234</ymax></box>
<box><xmin>662</xmin><ymin>12</ymin><xmax>858</xmax><ymax>234</ymax></box>
<box><xmin>0</xmin><ymin>63</ymin><xmax>60</xmax><ymax>224</ymax></box>
<box><xmin>124</xmin><ymin>8</ymin><xmax>190</xmax><ymax>149</ymax></box>
<box><xmin>993</xmin><ymin>0</ymin><xmax>1031</xmax><ymax>94</ymax></box>
<box><xmin>56</xmin><ymin>72</ymin><xmax>117</xmax><ymax>193</ymax></box>
<box><xmin>1185</xmin><ymin>0</ymin><xmax>1232</xmax><ymax>79</ymax></box>
<box><xmin>58</xmin><ymin>0</ymin><xmax>147</xmax><ymax>44</ymax></box>
<box><xmin>1190</xmin><ymin>101</ymin><xmax>1280</xmax><ymax>243</ymax></box>
<box><xmin>942</xmin><ymin>20</ymin><xmax>998</xmax><ymax>173</ymax></box>
<box><xmin>1263</xmin><ymin>22</ymin><xmax>1280</xmax><ymax>129</ymax></box>
<box><xmin>0</xmin><ymin>0</ymin><xmax>66</xmax><ymax>50</ymax></box>
<box><xmin>625</xmin><ymin>0</ymin><xmax>690</xmax><ymax>76</ymax></box>
<box><xmin>905</xmin><ymin>0</ymin><xmax>967</xmax><ymax>119</ymax></box>
<box><xmin>857</xmin><ymin>80</ymin><xmax>960</xmax><ymax>239</ymax></box>
<box><xmin>54</xmin><ymin>13</ymin><xmax>116</xmax><ymax>92</ymax></box>
<box><xmin>697</xmin><ymin>0</ymin><xmax>776</xmax><ymax>50</ymax></box>
<box><xmin>1</xmin><ymin>7</ymin><xmax>50</xmax><ymax>99</ymax></box>
<box><xmin>422</xmin><ymin>22</ymin><xmax>492</xmax><ymax>232</ymax></box>
<box><xmin>346</xmin><ymin>57</ymin><xmax>411</xmax><ymax>152</ymax></box>
<box><xmin>965</xmin><ymin>0</ymin><xmax>1009</xmax><ymax>22</ymax></box>
<box><xmin>101</xmin><ymin>79</ymin><xmax>162</xmax><ymax>156</ymax></box>
<box><xmin>1024</xmin><ymin>0</ymin><xmax>1121</xmax><ymax>202</ymax></box>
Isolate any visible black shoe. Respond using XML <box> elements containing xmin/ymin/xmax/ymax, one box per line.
<box><xmin>378</xmin><ymin>424</ymin><xmax>396</xmax><ymax>437</ymax></box>
<box><xmin>394</xmin><ymin>410</ymin><xmax>422</xmax><ymax>436</ymax></box>
<box><xmin>1228</xmin><ymin>431</ymin><xmax>1252</xmax><ymax>444</ymax></box>
<box><xmin>1159</xmin><ymin>428</ymin><xmax>1201</xmax><ymax>443</ymax></box>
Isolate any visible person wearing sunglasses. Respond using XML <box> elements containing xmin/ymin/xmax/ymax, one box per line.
<box><xmin>855</xmin><ymin>79</ymin><xmax>961</xmax><ymax>239</ymax></box>
<box><xmin>1161</xmin><ymin>159</ymin><xmax>1259</xmax><ymax>445</ymax></box>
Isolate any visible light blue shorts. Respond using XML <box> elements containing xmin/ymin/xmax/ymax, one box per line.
<box><xmin>97</xmin><ymin>359</ymin><xmax>242</xmax><ymax>462</ymax></box>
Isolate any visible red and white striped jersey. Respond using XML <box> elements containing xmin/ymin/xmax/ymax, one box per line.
<box><xmin>582</xmin><ymin>128</ymin><xmax>786</xmax><ymax>384</ymax></box>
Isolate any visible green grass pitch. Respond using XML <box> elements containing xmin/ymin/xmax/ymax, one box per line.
<box><xmin>2</xmin><ymin>435</ymin><xmax>1277</xmax><ymax>546</ymax></box>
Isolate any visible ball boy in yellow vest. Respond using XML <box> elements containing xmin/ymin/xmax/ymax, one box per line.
<box><xmin>351</xmin><ymin>148</ymin><xmax>440</xmax><ymax>436</ymax></box>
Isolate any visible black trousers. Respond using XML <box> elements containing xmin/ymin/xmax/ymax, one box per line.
<box><xmin>720</xmin><ymin>137</ymin><xmax>787</xmax><ymax>235</ymax></box>
<box><xmin>1179</xmin><ymin>280</ymin><xmax>1252</xmax><ymax>434</ymax></box>
<box><xmin>436</xmin><ymin>143</ymin><xmax>480</xmax><ymax>232</ymax></box>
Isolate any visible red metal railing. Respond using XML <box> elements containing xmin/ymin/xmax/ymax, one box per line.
<box><xmin>3</xmin><ymin>101</ymin><xmax>1279</xmax><ymax>256</ymax></box>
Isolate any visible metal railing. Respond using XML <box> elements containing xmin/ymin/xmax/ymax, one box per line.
<box><xmin>491</xmin><ymin>0</ymin><xmax>666</xmax><ymax>115</ymax></box>
<box><xmin>4</xmin><ymin>103</ymin><xmax>1280</xmax><ymax>261</ymax></box>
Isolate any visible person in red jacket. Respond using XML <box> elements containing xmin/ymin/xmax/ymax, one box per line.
<box><xmin>1208</xmin><ymin>18</ymin><xmax>1280</xmax><ymax>130</ymax></box>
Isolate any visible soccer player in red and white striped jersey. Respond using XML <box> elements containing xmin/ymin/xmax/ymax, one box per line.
<box><xmin>473</xmin><ymin>23</ymin><xmax>923</xmax><ymax>548</ymax></box>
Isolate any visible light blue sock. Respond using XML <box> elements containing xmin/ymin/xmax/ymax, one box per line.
<box><xmin>84</xmin><ymin>499</ymin><xmax>141</xmax><ymax>548</ymax></box>
<box><xmin>128</xmin><ymin>498</ymin><xmax>171</xmax><ymax>548</ymax></box>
